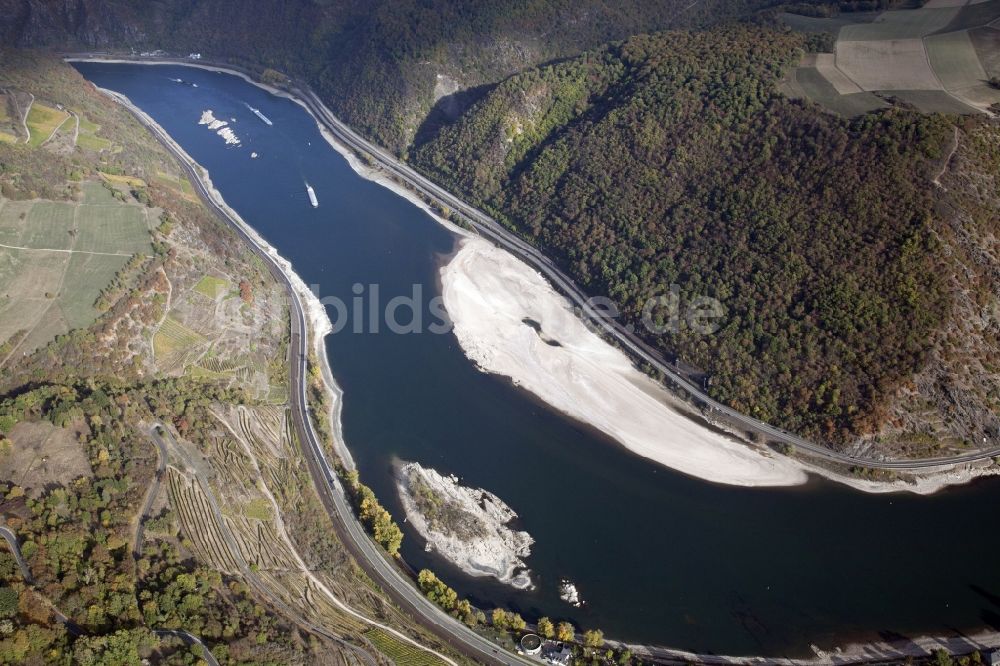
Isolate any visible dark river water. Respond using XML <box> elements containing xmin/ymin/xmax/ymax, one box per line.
<box><xmin>75</xmin><ymin>62</ymin><xmax>1000</xmax><ymax>657</ymax></box>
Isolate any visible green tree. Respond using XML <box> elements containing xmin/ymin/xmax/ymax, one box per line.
<box><xmin>0</xmin><ymin>588</ymin><xmax>16</xmax><ymax>618</ymax></box>
<box><xmin>537</xmin><ymin>616</ymin><xmax>554</xmax><ymax>639</ymax></box>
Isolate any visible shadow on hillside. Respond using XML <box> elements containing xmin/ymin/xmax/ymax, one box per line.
<box><xmin>411</xmin><ymin>82</ymin><xmax>495</xmax><ymax>149</ymax></box>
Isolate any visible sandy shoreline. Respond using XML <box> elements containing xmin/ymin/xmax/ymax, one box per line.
<box><xmin>441</xmin><ymin>238</ymin><xmax>809</xmax><ymax>488</ymax></box>
<box><xmin>74</xmin><ymin>59</ymin><xmax>998</xmax><ymax>496</ymax></box>
<box><xmin>440</xmin><ymin>237</ymin><xmax>1000</xmax><ymax>494</ymax></box>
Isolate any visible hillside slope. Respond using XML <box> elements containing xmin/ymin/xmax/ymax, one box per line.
<box><xmin>1</xmin><ymin>0</ymin><xmax>771</xmax><ymax>152</ymax></box>
<box><xmin>412</xmin><ymin>25</ymin><xmax>999</xmax><ymax>451</ymax></box>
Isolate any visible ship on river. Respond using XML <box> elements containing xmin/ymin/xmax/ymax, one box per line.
<box><xmin>245</xmin><ymin>103</ymin><xmax>273</xmax><ymax>126</ymax></box>
<box><xmin>306</xmin><ymin>183</ymin><xmax>318</xmax><ymax>208</ymax></box>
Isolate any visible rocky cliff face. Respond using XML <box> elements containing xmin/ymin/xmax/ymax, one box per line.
<box><xmin>0</xmin><ymin>0</ymin><xmax>152</xmax><ymax>48</ymax></box>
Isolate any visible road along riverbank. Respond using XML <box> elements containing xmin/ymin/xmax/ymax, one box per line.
<box><xmin>72</xmin><ymin>55</ymin><xmax>993</xmax><ymax>654</ymax></box>
<box><xmin>91</xmin><ymin>83</ymin><xmax>532</xmax><ymax>666</ymax></box>
<box><xmin>64</xmin><ymin>55</ymin><xmax>1000</xmax><ymax>495</ymax></box>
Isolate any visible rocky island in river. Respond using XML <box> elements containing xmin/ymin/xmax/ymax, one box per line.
<box><xmin>396</xmin><ymin>461</ymin><xmax>534</xmax><ymax>589</ymax></box>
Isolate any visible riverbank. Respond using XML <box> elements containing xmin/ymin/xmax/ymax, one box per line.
<box><xmin>440</xmin><ymin>236</ymin><xmax>1000</xmax><ymax>494</ymax></box>
<box><xmin>92</xmin><ymin>86</ymin><xmax>356</xmax><ymax>472</ymax></box>
<box><xmin>441</xmin><ymin>237</ymin><xmax>809</xmax><ymax>488</ymax></box>
<box><xmin>73</xmin><ymin>57</ymin><xmax>1000</xmax><ymax>496</ymax></box>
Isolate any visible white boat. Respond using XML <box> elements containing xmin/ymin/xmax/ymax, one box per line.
<box><xmin>245</xmin><ymin>103</ymin><xmax>273</xmax><ymax>126</ymax></box>
<box><xmin>306</xmin><ymin>183</ymin><xmax>318</xmax><ymax>208</ymax></box>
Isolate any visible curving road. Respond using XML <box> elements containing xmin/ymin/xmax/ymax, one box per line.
<box><xmin>287</xmin><ymin>85</ymin><xmax>1000</xmax><ymax>473</ymax></box>
<box><xmin>133</xmin><ymin>426</ymin><xmax>167</xmax><ymax>559</ymax></box>
<box><xmin>64</xmin><ymin>54</ymin><xmax>1000</xmax><ymax>472</ymax></box>
<box><xmin>0</xmin><ymin>526</ymin><xmax>33</xmax><ymax>585</ymax></box>
<box><xmin>91</xmin><ymin>85</ymin><xmax>531</xmax><ymax>665</ymax></box>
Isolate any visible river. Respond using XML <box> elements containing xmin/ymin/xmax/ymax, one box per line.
<box><xmin>74</xmin><ymin>61</ymin><xmax>1000</xmax><ymax>657</ymax></box>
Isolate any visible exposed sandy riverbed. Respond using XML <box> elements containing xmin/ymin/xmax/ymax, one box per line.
<box><xmin>440</xmin><ymin>237</ymin><xmax>1000</xmax><ymax>493</ymax></box>
<box><xmin>77</xmin><ymin>58</ymin><xmax>997</xmax><ymax>495</ymax></box>
<box><xmin>441</xmin><ymin>237</ymin><xmax>809</xmax><ymax>488</ymax></box>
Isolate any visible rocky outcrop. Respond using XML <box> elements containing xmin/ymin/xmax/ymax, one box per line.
<box><xmin>396</xmin><ymin>461</ymin><xmax>533</xmax><ymax>589</ymax></box>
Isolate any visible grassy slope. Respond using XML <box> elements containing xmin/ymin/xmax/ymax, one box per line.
<box><xmin>412</xmin><ymin>25</ymin><xmax>965</xmax><ymax>446</ymax></box>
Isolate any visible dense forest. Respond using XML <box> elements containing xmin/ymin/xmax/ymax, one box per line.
<box><xmin>4</xmin><ymin>0</ymin><xmax>777</xmax><ymax>151</ymax></box>
<box><xmin>412</xmin><ymin>25</ymin><xmax>958</xmax><ymax>443</ymax></box>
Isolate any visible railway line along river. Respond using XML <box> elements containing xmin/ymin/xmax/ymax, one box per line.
<box><xmin>75</xmin><ymin>61</ymin><xmax>1000</xmax><ymax>658</ymax></box>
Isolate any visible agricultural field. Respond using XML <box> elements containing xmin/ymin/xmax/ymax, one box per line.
<box><xmin>836</xmin><ymin>39</ymin><xmax>940</xmax><ymax>90</ymax></box>
<box><xmin>194</xmin><ymin>274</ymin><xmax>230</xmax><ymax>299</ymax></box>
<box><xmin>781</xmin><ymin>2</ymin><xmax>1000</xmax><ymax>115</ymax></box>
<box><xmin>780</xmin><ymin>64</ymin><xmax>889</xmax><ymax>116</ymax></box>
<box><xmin>74</xmin><ymin>203</ymin><xmax>152</xmax><ymax>254</ymax></box>
<box><xmin>58</xmin><ymin>252</ymin><xmax>131</xmax><ymax>329</ymax></box>
<box><xmin>76</xmin><ymin>115</ymin><xmax>112</xmax><ymax>152</ymax></box>
<box><xmin>0</xmin><ymin>187</ymin><xmax>154</xmax><ymax>361</ymax></box>
<box><xmin>153</xmin><ymin>315</ymin><xmax>209</xmax><ymax>371</ymax></box>
<box><xmin>970</xmin><ymin>25</ymin><xmax>1000</xmax><ymax>76</ymax></box>
<box><xmin>0</xmin><ymin>248</ymin><xmax>69</xmax><ymax>355</ymax></box>
<box><xmin>364</xmin><ymin>628</ymin><xmax>448</xmax><ymax>666</ymax></box>
<box><xmin>25</xmin><ymin>101</ymin><xmax>68</xmax><ymax>147</ymax></box>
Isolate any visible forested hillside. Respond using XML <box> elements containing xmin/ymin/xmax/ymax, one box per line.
<box><xmin>412</xmin><ymin>25</ymin><xmax>971</xmax><ymax>445</ymax></box>
<box><xmin>2</xmin><ymin>0</ymin><xmax>772</xmax><ymax>152</ymax></box>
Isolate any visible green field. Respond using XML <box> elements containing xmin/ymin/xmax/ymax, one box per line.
<box><xmin>58</xmin><ymin>253</ymin><xmax>130</xmax><ymax>329</ymax></box>
<box><xmin>81</xmin><ymin>181</ymin><xmax>118</xmax><ymax>205</ymax></box>
<box><xmin>779</xmin><ymin>11</ymin><xmax>880</xmax><ymax>35</ymax></box>
<box><xmin>840</xmin><ymin>7</ymin><xmax>961</xmax><ymax>41</ymax></box>
<box><xmin>25</xmin><ymin>102</ymin><xmax>69</xmax><ymax>147</ymax></box>
<box><xmin>786</xmin><ymin>67</ymin><xmax>888</xmax><ymax>116</ymax></box>
<box><xmin>19</xmin><ymin>202</ymin><xmax>75</xmax><ymax>250</ymax></box>
<box><xmin>0</xmin><ymin>200</ymin><xmax>33</xmax><ymax>246</ymax></box>
<box><xmin>76</xmin><ymin>116</ymin><xmax>112</xmax><ymax>152</ymax></box>
<box><xmin>194</xmin><ymin>275</ymin><xmax>230</xmax><ymax>299</ymax></box>
<box><xmin>927</xmin><ymin>30</ymin><xmax>991</xmax><ymax>90</ymax></box>
<box><xmin>75</xmin><ymin>205</ymin><xmax>151</xmax><ymax>255</ymax></box>
<box><xmin>934</xmin><ymin>0</ymin><xmax>1000</xmax><ymax>34</ymax></box>
<box><xmin>363</xmin><ymin>629</ymin><xmax>446</xmax><ymax>666</ymax></box>
<box><xmin>970</xmin><ymin>26</ymin><xmax>1000</xmax><ymax>78</ymax></box>
<box><xmin>886</xmin><ymin>89</ymin><xmax>981</xmax><ymax>114</ymax></box>
<box><xmin>0</xmin><ymin>187</ymin><xmax>154</xmax><ymax>354</ymax></box>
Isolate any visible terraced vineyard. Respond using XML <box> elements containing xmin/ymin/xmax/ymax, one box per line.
<box><xmin>364</xmin><ymin>628</ymin><xmax>448</xmax><ymax>666</ymax></box>
<box><xmin>153</xmin><ymin>315</ymin><xmax>209</xmax><ymax>371</ymax></box>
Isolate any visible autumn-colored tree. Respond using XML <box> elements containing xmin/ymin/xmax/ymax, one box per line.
<box><xmin>239</xmin><ymin>280</ymin><xmax>253</xmax><ymax>305</ymax></box>
<box><xmin>582</xmin><ymin>629</ymin><xmax>604</xmax><ymax>648</ymax></box>
<box><xmin>556</xmin><ymin>621</ymin><xmax>575</xmax><ymax>642</ymax></box>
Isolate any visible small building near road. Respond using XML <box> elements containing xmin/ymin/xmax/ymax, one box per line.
<box><xmin>542</xmin><ymin>641</ymin><xmax>573</xmax><ymax>665</ymax></box>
